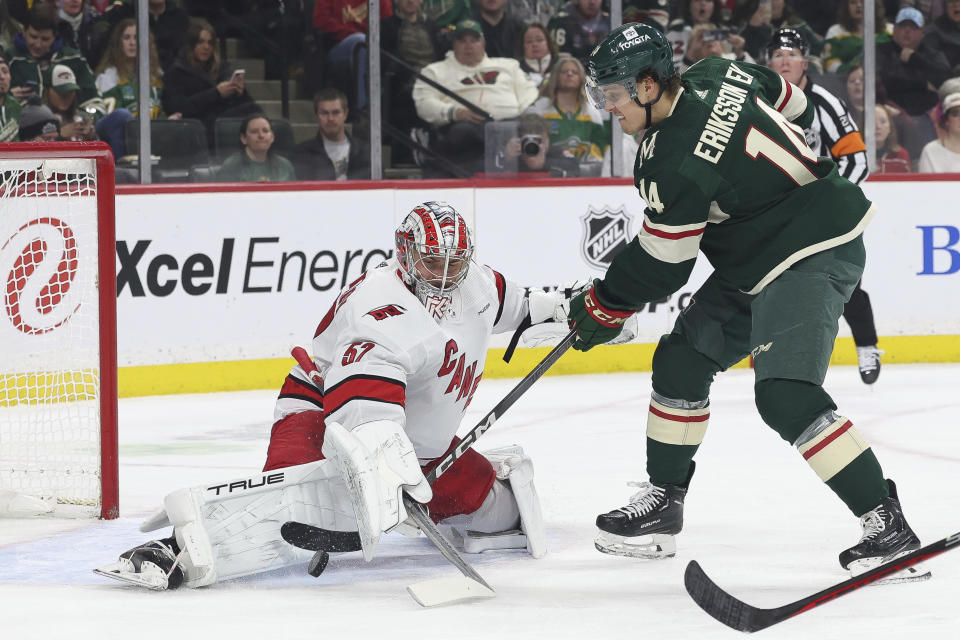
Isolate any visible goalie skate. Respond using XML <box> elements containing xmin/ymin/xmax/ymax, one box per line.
<box><xmin>94</xmin><ymin>538</ymin><xmax>184</xmax><ymax>591</ymax></box>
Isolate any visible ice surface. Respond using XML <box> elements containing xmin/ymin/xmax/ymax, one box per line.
<box><xmin>2</xmin><ymin>364</ymin><xmax>958</xmax><ymax>640</ymax></box>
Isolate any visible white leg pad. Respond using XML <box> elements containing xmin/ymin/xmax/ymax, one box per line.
<box><xmin>142</xmin><ymin>458</ymin><xmax>357</xmax><ymax>587</ymax></box>
<box><xmin>476</xmin><ymin>446</ymin><xmax>547</xmax><ymax>558</ymax></box>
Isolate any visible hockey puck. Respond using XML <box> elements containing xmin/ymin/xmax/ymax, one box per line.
<box><xmin>308</xmin><ymin>549</ymin><xmax>329</xmax><ymax>577</ymax></box>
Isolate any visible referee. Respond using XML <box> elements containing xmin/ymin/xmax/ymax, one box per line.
<box><xmin>767</xmin><ymin>27</ymin><xmax>882</xmax><ymax>384</ymax></box>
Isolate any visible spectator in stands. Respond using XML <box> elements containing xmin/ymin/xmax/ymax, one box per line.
<box><xmin>218</xmin><ymin>113</ymin><xmax>296</xmax><ymax>182</ymax></box>
<box><xmin>622</xmin><ymin>0</ymin><xmax>672</xmax><ymax>31</ymax></box>
<box><xmin>736</xmin><ymin>0</ymin><xmax>824</xmax><ymax>63</ymax></box>
<box><xmin>0</xmin><ymin>53</ymin><xmax>21</xmax><ymax>141</ymax></box>
<box><xmin>56</xmin><ymin>0</ymin><xmax>111</xmax><ymax>70</ymax></box>
<box><xmin>413</xmin><ymin>18</ymin><xmax>539</xmax><ymax>177</ymax></box>
<box><xmin>922</xmin><ymin>0</ymin><xmax>960</xmax><ymax>75</ymax></box>
<box><xmin>95</xmin><ymin>19</ymin><xmax>173</xmax><ymax>119</ymax></box>
<box><xmin>101</xmin><ymin>0</ymin><xmax>190</xmax><ymax>73</ymax></box>
<box><xmin>875</xmin><ymin>103</ymin><xmax>912</xmax><ymax>172</ymax></box>
<box><xmin>423</xmin><ymin>0</ymin><xmax>472</xmax><ymax>29</ymax></box>
<box><xmin>7</xmin><ymin>7</ymin><xmax>105</xmax><ymax>114</ymax></box>
<box><xmin>918</xmin><ymin>92</ymin><xmax>960</xmax><ymax>171</ymax></box>
<box><xmin>314</xmin><ymin>0</ymin><xmax>393</xmax><ymax>112</ymax></box>
<box><xmin>844</xmin><ymin>63</ymin><xmax>866</xmax><ymax>129</ymax></box>
<box><xmin>877</xmin><ymin>8</ymin><xmax>951</xmax><ymax>117</ymax></box>
<box><xmin>518</xmin><ymin>23</ymin><xmax>558</xmax><ymax>90</ymax></box>
<box><xmin>527</xmin><ymin>55</ymin><xmax>607</xmax><ymax>169</ymax></box>
<box><xmin>501</xmin><ymin>113</ymin><xmax>580</xmax><ymax>176</ymax></box>
<box><xmin>473</xmin><ymin>0</ymin><xmax>525</xmax><ymax>59</ymax></box>
<box><xmin>677</xmin><ymin>23</ymin><xmax>752</xmax><ymax>74</ymax></box>
<box><xmin>162</xmin><ymin>20</ymin><xmax>256</xmax><ymax>147</ymax></box>
<box><xmin>547</xmin><ymin>0</ymin><xmax>610</xmax><ymax>64</ymax></box>
<box><xmin>666</xmin><ymin>0</ymin><xmax>726</xmax><ymax>66</ymax></box>
<box><xmin>899</xmin><ymin>0</ymin><xmax>945</xmax><ymax>24</ymax></box>
<box><xmin>17</xmin><ymin>94</ymin><xmax>60</xmax><ymax>141</ymax></box>
<box><xmin>382</xmin><ymin>0</ymin><xmax>440</xmax><ymax>135</ymax></box>
<box><xmin>823</xmin><ymin>0</ymin><xmax>892</xmax><ymax>74</ymax></box>
<box><xmin>43</xmin><ymin>62</ymin><xmax>130</xmax><ymax>156</ymax></box>
<box><xmin>0</xmin><ymin>2</ymin><xmax>22</xmax><ymax>52</ymax></box>
<box><xmin>290</xmin><ymin>88</ymin><xmax>371</xmax><ymax>181</ymax></box>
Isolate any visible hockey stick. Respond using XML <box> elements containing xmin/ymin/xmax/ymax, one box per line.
<box><xmin>685</xmin><ymin>530</ymin><xmax>960</xmax><ymax>633</ymax></box>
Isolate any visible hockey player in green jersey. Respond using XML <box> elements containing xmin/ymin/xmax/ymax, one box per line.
<box><xmin>567</xmin><ymin>23</ymin><xmax>922</xmax><ymax>578</ymax></box>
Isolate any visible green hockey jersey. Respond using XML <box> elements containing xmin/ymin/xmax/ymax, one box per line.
<box><xmin>602</xmin><ymin>56</ymin><xmax>874</xmax><ymax>308</ymax></box>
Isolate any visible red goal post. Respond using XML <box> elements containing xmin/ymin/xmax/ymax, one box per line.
<box><xmin>0</xmin><ymin>142</ymin><xmax>118</xmax><ymax>519</ymax></box>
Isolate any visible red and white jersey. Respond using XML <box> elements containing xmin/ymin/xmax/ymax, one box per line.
<box><xmin>274</xmin><ymin>258</ymin><xmax>528</xmax><ymax>461</ymax></box>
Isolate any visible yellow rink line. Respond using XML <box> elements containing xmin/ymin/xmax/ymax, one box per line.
<box><xmin>114</xmin><ymin>334</ymin><xmax>960</xmax><ymax>398</ymax></box>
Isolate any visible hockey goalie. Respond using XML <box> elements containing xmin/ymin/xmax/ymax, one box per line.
<box><xmin>96</xmin><ymin>201</ymin><xmax>631</xmax><ymax>590</ymax></box>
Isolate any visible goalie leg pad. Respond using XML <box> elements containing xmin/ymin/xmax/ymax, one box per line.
<box><xmin>99</xmin><ymin>459</ymin><xmax>357</xmax><ymax>589</ymax></box>
<box><xmin>444</xmin><ymin>446</ymin><xmax>546</xmax><ymax>558</ymax></box>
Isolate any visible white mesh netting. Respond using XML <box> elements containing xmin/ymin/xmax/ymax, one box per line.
<box><xmin>0</xmin><ymin>158</ymin><xmax>104</xmax><ymax>516</ymax></box>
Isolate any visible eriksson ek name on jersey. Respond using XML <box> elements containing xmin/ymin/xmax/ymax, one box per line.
<box><xmin>693</xmin><ymin>63</ymin><xmax>755</xmax><ymax>165</ymax></box>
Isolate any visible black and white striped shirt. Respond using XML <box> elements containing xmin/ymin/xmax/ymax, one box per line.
<box><xmin>802</xmin><ymin>79</ymin><xmax>870</xmax><ymax>185</ymax></box>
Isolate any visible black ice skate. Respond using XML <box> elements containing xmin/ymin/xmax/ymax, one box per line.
<box><xmin>839</xmin><ymin>479</ymin><xmax>929</xmax><ymax>583</ymax></box>
<box><xmin>94</xmin><ymin>536</ymin><xmax>185</xmax><ymax>590</ymax></box>
<box><xmin>856</xmin><ymin>345</ymin><xmax>883</xmax><ymax>385</ymax></box>
<box><xmin>594</xmin><ymin>463</ymin><xmax>695</xmax><ymax>559</ymax></box>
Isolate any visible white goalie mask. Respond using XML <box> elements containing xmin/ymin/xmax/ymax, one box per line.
<box><xmin>395</xmin><ymin>202</ymin><xmax>474</xmax><ymax>311</ymax></box>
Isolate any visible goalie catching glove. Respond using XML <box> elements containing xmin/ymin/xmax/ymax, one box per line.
<box><xmin>567</xmin><ymin>279</ymin><xmax>635</xmax><ymax>351</ymax></box>
<box><xmin>321</xmin><ymin>420</ymin><xmax>432</xmax><ymax>562</ymax></box>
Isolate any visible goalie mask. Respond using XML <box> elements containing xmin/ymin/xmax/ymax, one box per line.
<box><xmin>395</xmin><ymin>202</ymin><xmax>474</xmax><ymax>311</ymax></box>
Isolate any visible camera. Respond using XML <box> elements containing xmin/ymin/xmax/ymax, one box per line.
<box><xmin>520</xmin><ymin>134</ymin><xmax>543</xmax><ymax>157</ymax></box>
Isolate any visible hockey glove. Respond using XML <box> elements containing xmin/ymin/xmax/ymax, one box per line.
<box><xmin>568</xmin><ymin>280</ymin><xmax>634</xmax><ymax>352</ymax></box>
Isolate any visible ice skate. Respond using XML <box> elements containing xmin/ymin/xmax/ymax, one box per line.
<box><xmin>594</xmin><ymin>463</ymin><xmax>694</xmax><ymax>559</ymax></box>
<box><xmin>839</xmin><ymin>480</ymin><xmax>929</xmax><ymax>584</ymax></box>
<box><xmin>94</xmin><ymin>536</ymin><xmax>185</xmax><ymax>590</ymax></box>
<box><xmin>856</xmin><ymin>345</ymin><xmax>883</xmax><ymax>385</ymax></box>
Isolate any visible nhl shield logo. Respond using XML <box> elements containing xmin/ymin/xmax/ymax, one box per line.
<box><xmin>580</xmin><ymin>206</ymin><xmax>633</xmax><ymax>269</ymax></box>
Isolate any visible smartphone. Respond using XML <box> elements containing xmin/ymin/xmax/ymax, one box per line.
<box><xmin>231</xmin><ymin>69</ymin><xmax>245</xmax><ymax>82</ymax></box>
<box><xmin>702</xmin><ymin>29</ymin><xmax>730</xmax><ymax>42</ymax></box>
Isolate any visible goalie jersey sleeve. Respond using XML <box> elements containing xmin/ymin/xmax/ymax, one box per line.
<box><xmin>602</xmin><ymin>57</ymin><xmax>873</xmax><ymax>307</ymax></box>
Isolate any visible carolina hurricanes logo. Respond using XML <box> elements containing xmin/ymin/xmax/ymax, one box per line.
<box><xmin>424</xmin><ymin>295</ymin><xmax>450</xmax><ymax>320</ymax></box>
<box><xmin>461</xmin><ymin>71</ymin><xmax>501</xmax><ymax>85</ymax></box>
<box><xmin>1</xmin><ymin>217</ymin><xmax>81</xmax><ymax>335</ymax></box>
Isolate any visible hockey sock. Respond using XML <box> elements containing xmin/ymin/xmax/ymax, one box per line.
<box><xmin>646</xmin><ymin>334</ymin><xmax>719</xmax><ymax>486</ymax></box>
<box><xmin>755</xmin><ymin>378</ymin><xmax>888</xmax><ymax>516</ymax></box>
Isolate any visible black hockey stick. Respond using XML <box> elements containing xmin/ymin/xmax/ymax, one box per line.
<box><xmin>282</xmin><ymin>332</ymin><xmax>575</xmax><ymax>567</ymax></box>
<box><xmin>685</xmin><ymin>530</ymin><xmax>960</xmax><ymax>633</ymax></box>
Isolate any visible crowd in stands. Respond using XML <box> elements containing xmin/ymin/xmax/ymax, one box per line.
<box><xmin>1</xmin><ymin>0</ymin><xmax>960</xmax><ymax>180</ymax></box>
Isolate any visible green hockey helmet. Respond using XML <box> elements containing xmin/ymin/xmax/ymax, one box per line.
<box><xmin>586</xmin><ymin>23</ymin><xmax>676</xmax><ymax>111</ymax></box>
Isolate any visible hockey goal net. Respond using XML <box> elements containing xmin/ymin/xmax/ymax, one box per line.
<box><xmin>0</xmin><ymin>142</ymin><xmax>118</xmax><ymax>519</ymax></box>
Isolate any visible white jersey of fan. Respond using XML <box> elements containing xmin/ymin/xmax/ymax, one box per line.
<box><xmin>276</xmin><ymin>257</ymin><xmax>529</xmax><ymax>460</ymax></box>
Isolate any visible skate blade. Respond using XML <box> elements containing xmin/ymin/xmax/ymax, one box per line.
<box><xmin>849</xmin><ymin>556</ymin><xmax>932</xmax><ymax>585</ymax></box>
<box><xmin>594</xmin><ymin>530</ymin><xmax>676</xmax><ymax>559</ymax></box>
<box><xmin>93</xmin><ymin>562</ymin><xmax>168</xmax><ymax>590</ymax></box>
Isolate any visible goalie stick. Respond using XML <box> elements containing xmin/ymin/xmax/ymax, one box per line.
<box><xmin>685</xmin><ymin>530</ymin><xmax>960</xmax><ymax>633</ymax></box>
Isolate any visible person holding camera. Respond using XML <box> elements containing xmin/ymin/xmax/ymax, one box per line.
<box><xmin>0</xmin><ymin>53</ymin><xmax>21</xmax><ymax>141</ymax></box>
<box><xmin>502</xmin><ymin>112</ymin><xmax>580</xmax><ymax>176</ymax></box>
<box><xmin>413</xmin><ymin>18</ymin><xmax>538</xmax><ymax>177</ymax></box>
<box><xmin>676</xmin><ymin>23</ymin><xmax>752</xmax><ymax>74</ymax></box>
